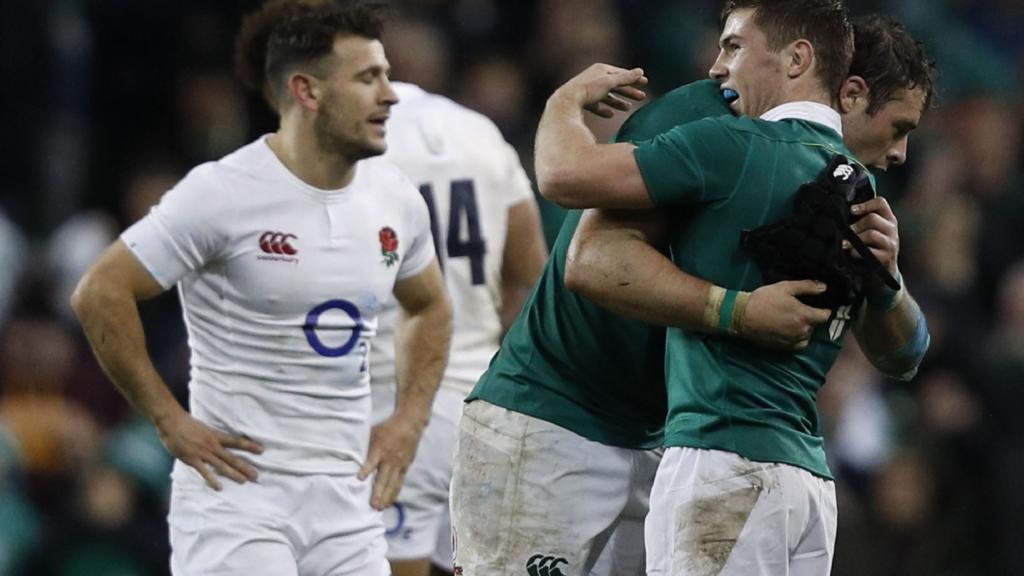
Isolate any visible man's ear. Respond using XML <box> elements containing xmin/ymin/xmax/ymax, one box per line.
<box><xmin>287</xmin><ymin>73</ymin><xmax>321</xmax><ymax>112</ymax></box>
<box><xmin>838</xmin><ymin>75</ymin><xmax>868</xmax><ymax>114</ymax></box>
<box><xmin>787</xmin><ymin>38</ymin><xmax>815</xmax><ymax>79</ymax></box>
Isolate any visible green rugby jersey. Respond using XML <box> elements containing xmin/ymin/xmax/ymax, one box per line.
<box><xmin>467</xmin><ymin>80</ymin><xmax>731</xmax><ymax>449</ymax></box>
<box><xmin>634</xmin><ymin>107</ymin><xmax>871</xmax><ymax>478</ymax></box>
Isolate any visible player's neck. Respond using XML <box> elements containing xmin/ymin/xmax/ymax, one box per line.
<box><xmin>784</xmin><ymin>78</ymin><xmax>834</xmax><ymax>109</ymax></box>
<box><xmin>267</xmin><ymin>126</ymin><xmax>356</xmax><ymax>190</ymax></box>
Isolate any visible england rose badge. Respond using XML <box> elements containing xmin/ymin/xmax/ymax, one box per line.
<box><xmin>379</xmin><ymin>226</ymin><xmax>399</xmax><ymax>267</ymax></box>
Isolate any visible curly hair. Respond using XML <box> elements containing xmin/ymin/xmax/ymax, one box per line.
<box><xmin>851</xmin><ymin>14</ymin><xmax>937</xmax><ymax>115</ymax></box>
<box><xmin>234</xmin><ymin>0</ymin><xmax>389</xmax><ymax>112</ymax></box>
<box><xmin>721</xmin><ymin>0</ymin><xmax>854</xmax><ymax>101</ymax></box>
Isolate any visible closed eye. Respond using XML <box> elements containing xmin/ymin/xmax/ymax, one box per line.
<box><xmin>719</xmin><ymin>34</ymin><xmax>742</xmax><ymax>53</ymax></box>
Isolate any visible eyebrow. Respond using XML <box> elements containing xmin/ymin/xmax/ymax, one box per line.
<box><xmin>719</xmin><ymin>33</ymin><xmax>741</xmax><ymax>48</ymax></box>
<box><xmin>894</xmin><ymin>119</ymin><xmax>918</xmax><ymax>133</ymax></box>
<box><xmin>354</xmin><ymin>64</ymin><xmax>390</xmax><ymax>77</ymax></box>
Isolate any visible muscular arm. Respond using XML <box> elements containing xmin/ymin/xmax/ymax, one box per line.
<box><xmin>360</xmin><ymin>260</ymin><xmax>451</xmax><ymax>510</ymax></box>
<box><xmin>392</xmin><ymin>260</ymin><xmax>452</xmax><ymax>429</ymax></box>
<box><xmin>71</xmin><ymin>240</ymin><xmax>261</xmax><ymax>490</ymax></box>
<box><xmin>564</xmin><ymin>209</ymin><xmax>691</xmax><ymax>325</ymax></box>
<box><xmin>500</xmin><ymin>199</ymin><xmax>547</xmax><ymax>331</ymax></box>
<box><xmin>535</xmin><ymin>64</ymin><xmax>653</xmax><ymax>209</ymax></box>
<box><xmin>854</xmin><ymin>288</ymin><xmax>929</xmax><ymax>380</ymax></box>
<box><xmin>848</xmin><ymin>197</ymin><xmax>930</xmax><ymax>380</ymax></box>
<box><xmin>72</xmin><ymin>240</ymin><xmax>177</xmax><ymax>428</ymax></box>
<box><xmin>566</xmin><ymin>209</ymin><xmax>833</xmax><ymax>351</ymax></box>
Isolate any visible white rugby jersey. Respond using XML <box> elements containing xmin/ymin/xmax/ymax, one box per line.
<box><xmin>122</xmin><ymin>137</ymin><xmax>434</xmax><ymax>475</ymax></box>
<box><xmin>370</xmin><ymin>82</ymin><xmax>534</xmax><ymax>396</ymax></box>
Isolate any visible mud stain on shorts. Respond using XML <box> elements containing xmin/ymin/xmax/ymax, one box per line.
<box><xmin>672</xmin><ymin>479</ymin><xmax>763</xmax><ymax>575</ymax></box>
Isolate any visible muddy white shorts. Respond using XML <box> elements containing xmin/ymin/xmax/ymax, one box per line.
<box><xmin>370</xmin><ymin>384</ymin><xmax>463</xmax><ymax>564</ymax></box>
<box><xmin>646</xmin><ymin>447</ymin><xmax>837</xmax><ymax>576</ymax></box>
<box><xmin>168</xmin><ymin>463</ymin><xmax>389</xmax><ymax>576</ymax></box>
<box><xmin>450</xmin><ymin>399</ymin><xmax>660</xmax><ymax>576</ymax></box>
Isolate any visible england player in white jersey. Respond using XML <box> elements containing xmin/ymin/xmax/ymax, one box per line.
<box><xmin>71</xmin><ymin>3</ymin><xmax>452</xmax><ymax>575</ymax></box>
<box><xmin>370</xmin><ymin>82</ymin><xmax>547</xmax><ymax>575</ymax></box>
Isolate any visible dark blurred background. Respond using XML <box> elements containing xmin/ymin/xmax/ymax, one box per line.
<box><xmin>0</xmin><ymin>0</ymin><xmax>1020</xmax><ymax>574</ymax></box>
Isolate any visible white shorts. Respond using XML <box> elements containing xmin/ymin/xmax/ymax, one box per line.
<box><xmin>168</xmin><ymin>463</ymin><xmax>389</xmax><ymax>576</ymax></box>
<box><xmin>371</xmin><ymin>384</ymin><xmax>463</xmax><ymax>564</ymax></box>
<box><xmin>449</xmin><ymin>399</ymin><xmax>660</xmax><ymax>576</ymax></box>
<box><xmin>646</xmin><ymin>447</ymin><xmax>837</xmax><ymax>576</ymax></box>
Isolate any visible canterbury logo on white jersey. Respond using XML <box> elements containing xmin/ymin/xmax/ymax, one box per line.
<box><xmin>256</xmin><ymin>231</ymin><xmax>300</xmax><ymax>263</ymax></box>
<box><xmin>259</xmin><ymin>231</ymin><xmax>298</xmax><ymax>255</ymax></box>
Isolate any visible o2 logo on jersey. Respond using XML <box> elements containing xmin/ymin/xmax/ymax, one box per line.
<box><xmin>418</xmin><ymin>180</ymin><xmax>486</xmax><ymax>285</ymax></box>
<box><xmin>383</xmin><ymin>502</ymin><xmax>413</xmax><ymax>541</ymax></box>
<box><xmin>303</xmin><ymin>299</ymin><xmax>365</xmax><ymax>360</ymax></box>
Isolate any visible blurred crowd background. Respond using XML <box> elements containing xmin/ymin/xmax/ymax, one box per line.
<box><xmin>0</xmin><ymin>0</ymin><xmax>1021</xmax><ymax>574</ymax></box>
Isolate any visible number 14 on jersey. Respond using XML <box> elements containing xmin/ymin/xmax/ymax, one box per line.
<box><xmin>418</xmin><ymin>180</ymin><xmax>486</xmax><ymax>285</ymax></box>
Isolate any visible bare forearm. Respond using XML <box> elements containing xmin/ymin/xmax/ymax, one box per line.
<box><xmin>499</xmin><ymin>201</ymin><xmax>547</xmax><ymax>333</ymax></box>
<box><xmin>535</xmin><ymin>94</ymin><xmax>596</xmax><ymax>207</ymax></box>
<box><xmin>535</xmin><ymin>97</ymin><xmax>649</xmax><ymax>209</ymax></box>
<box><xmin>72</xmin><ymin>279</ymin><xmax>183</xmax><ymax>427</ymax></box>
<box><xmin>855</xmin><ymin>285</ymin><xmax>930</xmax><ymax>380</ymax></box>
<box><xmin>566</xmin><ymin>228</ymin><xmax>711</xmax><ymax>328</ymax></box>
<box><xmin>394</xmin><ymin>300</ymin><xmax>452</xmax><ymax>427</ymax></box>
<box><xmin>500</xmin><ymin>284</ymin><xmax>530</xmax><ymax>333</ymax></box>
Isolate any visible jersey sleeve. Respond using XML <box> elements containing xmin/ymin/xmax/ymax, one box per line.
<box><xmin>501</xmin><ymin>141</ymin><xmax>535</xmax><ymax>208</ymax></box>
<box><xmin>614</xmin><ymin>98</ymin><xmax>667</xmax><ymax>143</ymax></box>
<box><xmin>633</xmin><ymin>117</ymin><xmax>743</xmax><ymax>207</ymax></box>
<box><xmin>396</xmin><ymin>181</ymin><xmax>436</xmax><ymax>281</ymax></box>
<box><xmin>120</xmin><ymin>165</ymin><xmax>228</xmax><ymax>289</ymax></box>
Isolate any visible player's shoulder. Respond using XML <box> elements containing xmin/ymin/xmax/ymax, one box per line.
<box><xmin>187</xmin><ymin>137</ymin><xmax>273</xmax><ymax>193</ymax></box>
<box><xmin>618</xmin><ymin>80</ymin><xmax>732</xmax><ymax>143</ymax></box>
<box><xmin>151</xmin><ymin>157</ymin><xmax>239</xmax><ymax>221</ymax></box>
<box><xmin>357</xmin><ymin>156</ymin><xmax>420</xmax><ymax>197</ymax></box>
<box><xmin>657</xmin><ymin>113</ymin><xmax>754</xmax><ymax>141</ymax></box>
<box><xmin>355</xmin><ymin>158</ymin><xmax>430</xmax><ymax>230</ymax></box>
<box><xmin>392</xmin><ymin>82</ymin><xmax>504</xmax><ymax>142</ymax></box>
<box><xmin>660</xmin><ymin>79</ymin><xmax>727</xmax><ymax>105</ymax></box>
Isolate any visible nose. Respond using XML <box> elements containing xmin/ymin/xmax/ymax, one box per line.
<box><xmin>709</xmin><ymin>52</ymin><xmax>727</xmax><ymax>81</ymax></box>
<box><xmin>381</xmin><ymin>77</ymin><xmax>399</xmax><ymax>105</ymax></box>
<box><xmin>887</xmin><ymin>138</ymin><xmax>908</xmax><ymax>167</ymax></box>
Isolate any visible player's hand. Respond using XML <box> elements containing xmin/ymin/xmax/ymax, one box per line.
<box><xmin>156</xmin><ymin>410</ymin><xmax>263</xmax><ymax>491</ymax></box>
<box><xmin>552</xmin><ymin>63</ymin><xmax>648</xmax><ymax>118</ymax></box>
<box><xmin>848</xmin><ymin>197</ymin><xmax>900</xmax><ymax>278</ymax></box>
<box><xmin>741</xmin><ymin>280</ymin><xmax>833</xmax><ymax>351</ymax></box>
<box><xmin>358</xmin><ymin>414</ymin><xmax>425</xmax><ymax>510</ymax></box>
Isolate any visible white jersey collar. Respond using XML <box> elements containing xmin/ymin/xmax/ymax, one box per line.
<box><xmin>259</xmin><ymin>135</ymin><xmax>354</xmax><ymax>201</ymax></box>
<box><xmin>760</xmin><ymin>102</ymin><xmax>843</xmax><ymax>138</ymax></box>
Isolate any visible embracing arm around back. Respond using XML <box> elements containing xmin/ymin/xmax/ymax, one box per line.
<box><xmin>849</xmin><ymin>198</ymin><xmax>929</xmax><ymax>379</ymax></box>
<box><xmin>566</xmin><ymin>209</ymin><xmax>833</xmax><ymax>352</ymax></box>
<box><xmin>359</xmin><ymin>259</ymin><xmax>451</xmax><ymax>510</ymax></box>
<box><xmin>535</xmin><ymin>64</ymin><xmax>654</xmax><ymax>210</ymax></box>
<box><xmin>71</xmin><ymin>240</ymin><xmax>263</xmax><ymax>490</ymax></box>
<box><xmin>849</xmin><ymin>196</ymin><xmax>930</xmax><ymax>379</ymax></box>
<box><xmin>854</xmin><ymin>286</ymin><xmax>929</xmax><ymax>380</ymax></box>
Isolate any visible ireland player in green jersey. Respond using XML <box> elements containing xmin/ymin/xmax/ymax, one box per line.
<box><xmin>534</xmin><ymin>1</ymin><xmax>932</xmax><ymax>575</ymax></box>
<box><xmin>450</xmin><ymin>10</ymin><xmax>934</xmax><ymax>576</ymax></box>
<box><xmin>450</xmin><ymin>80</ymin><xmax>832</xmax><ymax>576</ymax></box>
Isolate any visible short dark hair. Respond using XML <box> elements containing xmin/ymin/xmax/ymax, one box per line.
<box><xmin>234</xmin><ymin>0</ymin><xmax>389</xmax><ymax>112</ymax></box>
<box><xmin>721</xmin><ymin>0</ymin><xmax>854</xmax><ymax>100</ymax></box>
<box><xmin>851</xmin><ymin>14</ymin><xmax>937</xmax><ymax>115</ymax></box>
